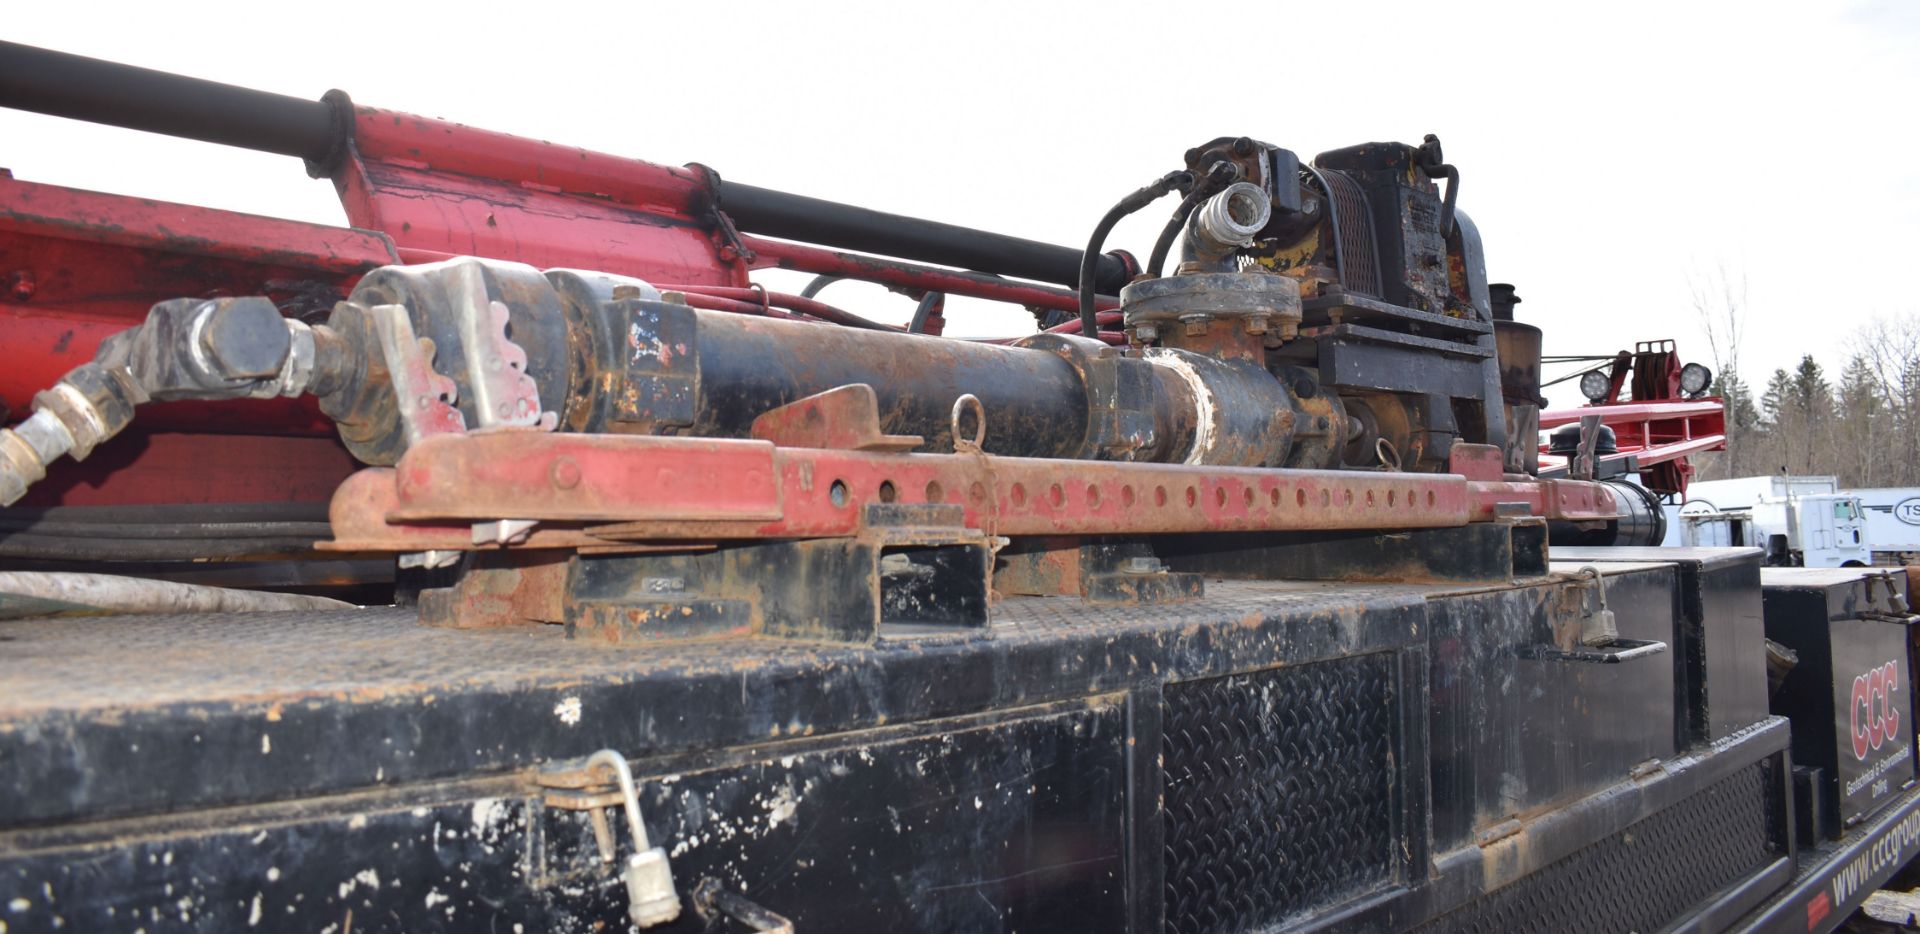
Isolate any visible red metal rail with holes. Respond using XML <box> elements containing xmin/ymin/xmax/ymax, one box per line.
<box><xmin>320</xmin><ymin>434</ymin><xmax>1618</xmax><ymax>555</ymax></box>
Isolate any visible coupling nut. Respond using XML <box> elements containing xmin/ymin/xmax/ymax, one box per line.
<box><xmin>0</xmin><ymin>363</ymin><xmax>143</xmax><ymax>507</ymax></box>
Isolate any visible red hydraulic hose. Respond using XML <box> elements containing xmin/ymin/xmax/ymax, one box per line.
<box><xmin>659</xmin><ymin>284</ymin><xmax>903</xmax><ymax>331</ymax></box>
<box><xmin>670</xmin><ymin>292</ymin><xmax>798</xmax><ymax>318</ymax></box>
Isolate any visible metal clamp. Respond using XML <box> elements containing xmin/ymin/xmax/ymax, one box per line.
<box><xmin>368</xmin><ymin>303</ymin><xmax>465</xmax><ymax>444</ymax></box>
<box><xmin>537</xmin><ymin>750</ymin><xmax>681</xmax><ymax>927</ymax></box>
<box><xmin>446</xmin><ymin>259</ymin><xmax>558</xmax><ymax>432</ymax></box>
<box><xmin>1012</xmin><ymin>333</ymin><xmax>1156</xmax><ymax>460</ymax></box>
<box><xmin>693</xmin><ymin>878</ymin><xmax>795</xmax><ymax>933</ymax></box>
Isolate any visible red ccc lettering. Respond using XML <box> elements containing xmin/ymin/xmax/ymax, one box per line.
<box><xmin>1852</xmin><ymin>660</ymin><xmax>1903</xmax><ymax>761</ymax></box>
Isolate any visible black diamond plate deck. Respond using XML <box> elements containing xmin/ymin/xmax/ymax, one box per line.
<box><xmin>1415</xmin><ymin>761</ymin><xmax>1781</xmax><ymax>933</ymax></box>
<box><xmin>1163</xmin><ymin>654</ymin><xmax>1399</xmax><ymax>933</ymax></box>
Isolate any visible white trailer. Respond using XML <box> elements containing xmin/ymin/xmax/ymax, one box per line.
<box><xmin>1685</xmin><ymin>475</ymin><xmax>1840</xmax><ymax>510</ymax></box>
<box><xmin>1856</xmin><ymin>487</ymin><xmax>1920</xmax><ymax>565</ymax></box>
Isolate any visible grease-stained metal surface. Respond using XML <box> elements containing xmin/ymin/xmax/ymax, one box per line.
<box><xmin>1</xmin><ymin>698</ymin><xmax>1128</xmax><ymax>933</ymax></box>
<box><xmin>1428</xmin><ymin>562</ymin><xmax>1682</xmax><ymax>849</ymax></box>
<box><xmin>0</xmin><ymin>583</ymin><xmax>1426</xmax><ymax>829</ymax></box>
<box><xmin>0</xmin><ymin>567</ymin><xmax>1794</xmax><ymax>931</ymax></box>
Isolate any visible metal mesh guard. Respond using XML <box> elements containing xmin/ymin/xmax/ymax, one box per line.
<box><xmin>1415</xmin><ymin>761</ymin><xmax>1779</xmax><ymax>934</ymax></box>
<box><xmin>1163</xmin><ymin>654</ymin><xmax>1399</xmax><ymax>933</ymax></box>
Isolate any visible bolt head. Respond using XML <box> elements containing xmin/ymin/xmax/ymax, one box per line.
<box><xmin>201</xmin><ymin>298</ymin><xmax>290</xmax><ymax>379</ymax></box>
<box><xmin>8</xmin><ymin>270</ymin><xmax>34</xmax><ymax>302</ymax></box>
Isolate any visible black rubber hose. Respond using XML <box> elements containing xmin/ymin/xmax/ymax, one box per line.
<box><xmin>0</xmin><ymin>519</ymin><xmax>333</xmax><ymax>540</ymax></box>
<box><xmin>1146</xmin><ymin>163</ymin><xmax>1241</xmax><ymax>279</ymax></box>
<box><xmin>908</xmin><ymin>293</ymin><xmax>944</xmax><ymax>334</ymax></box>
<box><xmin>0</xmin><ymin>41</ymin><xmax>337</xmax><ymax>160</ymax></box>
<box><xmin>0</xmin><ymin>534</ymin><xmax>321</xmax><ymax>561</ymax></box>
<box><xmin>0</xmin><ymin>502</ymin><xmax>328</xmax><ymax>522</ymax></box>
<box><xmin>1076</xmin><ymin>171</ymin><xmax>1193</xmax><ymax>336</ymax></box>
<box><xmin>0</xmin><ymin>41</ymin><xmax>1138</xmax><ymax>291</ymax></box>
<box><xmin>799</xmin><ymin>275</ymin><xmax>847</xmax><ymax>299</ymax></box>
<box><xmin>718</xmin><ymin>182</ymin><xmax>1135</xmax><ymax>292</ymax></box>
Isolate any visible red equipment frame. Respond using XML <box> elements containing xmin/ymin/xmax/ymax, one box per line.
<box><xmin>1537</xmin><ymin>340</ymin><xmax>1726</xmax><ymax>498</ymax></box>
<box><xmin>0</xmin><ymin>104</ymin><xmax>1123</xmax><ymax>507</ymax></box>
<box><xmin>2</xmin><ymin>97</ymin><xmax>1621</xmax><ymax>542</ymax></box>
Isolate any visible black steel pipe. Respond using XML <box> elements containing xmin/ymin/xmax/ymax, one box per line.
<box><xmin>715</xmin><ymin>182</ymin><xmax>1133</xmax><ymax>292</ymax></box>
<box><xmin>622</xmin><ymin>304</ymin><xmax>1197</xmax><ymax>462</ymax></box>
<box><xmin>0</xmin><ymin>41</ymin><xmax>337</xmax><ymax>160</ymax></box>
<box><xmin>0</xmin><ymin>41</ymin><xmax>1132</xmax><ymax>292</ymax></box>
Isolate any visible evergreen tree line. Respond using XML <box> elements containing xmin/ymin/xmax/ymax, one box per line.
<box><xmin>1694</xmin><ymin>312</ymin><xmax>1920</xmax><ymax>489</ymax></box>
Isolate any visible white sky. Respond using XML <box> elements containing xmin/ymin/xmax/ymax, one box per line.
<box><xmin>5</xmin><ymin>1</ymin><xmax>1915</xmax><ymax>408</ymax></box>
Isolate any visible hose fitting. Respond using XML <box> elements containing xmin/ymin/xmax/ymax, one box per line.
<box><xmin>1179</xmin><ymin>182</ymin><xmax>1272</xmax><ymax>271</ymax></box>
<box><xmin>0</xmin><ymin>363</ymin><xmax>142</xmax><ymax>506</ymax></box>
<box><xmin>0</xmin><ymin>296</ymin><xmax>352</xmax><ymax>506</ymax></box>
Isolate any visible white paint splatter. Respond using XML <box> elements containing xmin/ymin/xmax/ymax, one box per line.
<box><xmin>9</xmin><ymin>898</ymin><xmax>28</xmax><ymax>912</ymax></box>
<box><xmin>552</xmin><ymin>697</ymin><xmax>582</xmax><ymax>726</ymax></box>
<box><xmin>266</xmin><ymin>868</ymin><xmax>280</xmax><ymax>882</ymax></box>
<box><xmin>247</xmin><ymin>894</ymin><xmax>262</xmax><ymax>927</ymax></box>
<box><xmin>424</xmin><ymin>889</ymin><xmax>449</xmax><ymax>909</ymax></box>
<box><xmin>260</xmin><ymin>734</ymin><xmax>271</xmax><ymax>755</ymax></box>
<box><xmin>470</xmin><ymin>798</ymin><xmax>508</xmax><ymax>840</ymax></box>
<box><xmin>765</xmin><ymin>782</ymin><xmax>800</xmax><ymax>829</ymax></box>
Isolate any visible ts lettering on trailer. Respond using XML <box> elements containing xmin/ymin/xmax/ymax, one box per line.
<box><xmin>1854</xmin><ymin>661</ymin><xmax>1903</xmax><ymax>760</ymax></box>
<box><xmin>1897</xmin><ymin>497</ymin><xmax>1920</xmax><ymax>526</ymax></box>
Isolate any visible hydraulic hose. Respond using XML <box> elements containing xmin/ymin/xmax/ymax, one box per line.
<box><xmin>0</xmin><ymin>571</ymin><xmax>353</xmax><ymax>619</ymax></box>
<box><xmin>1076</xmin><ymin>171</ymin><xmax>1193</xmax><ymax>337</ymax></box>
<box><xmin>1146</xmin><ymin>162</ymin><xmax>1241</xmax><ymax>279</ymax></box>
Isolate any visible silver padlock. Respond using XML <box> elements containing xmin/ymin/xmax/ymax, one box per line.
<box><xmin>1578</xmin><ymin>565</ymin><xmax>1619</xmax><ymax>647</ymax></box>
<box><xmin>585</xmin><ymin>749</ymin><xmax>681</xmax><ymax>927</ymax></box>
<box><xmin>624</xmin><ymin>847</ymin><xmax>681</xmax><ymax>927</ymax></box>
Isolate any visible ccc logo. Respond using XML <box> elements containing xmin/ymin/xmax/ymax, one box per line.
<box><xmin>1852</xmin><ymin>660</ymin><xmax>1903</xmax><ymax>760</ymax></box>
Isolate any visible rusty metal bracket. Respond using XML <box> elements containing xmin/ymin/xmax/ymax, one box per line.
<box><xmin>1571</xmin><ymin>413</ymin><xmax>1603</xmax><ymax>481</ymax></box>
<box><xmin>996</xmin><ymin>537</ymin><xmax>1203</xmax><ymax>605</ymax></box>
<box><xmin>565</xmin><ymin>503</ymin><xmax>991</xmax><ymax>645</ymax></box>
<box><xmin>749</xmin><ymin>383</ymin><xmax>922</xmax><ymax>452</ymax></box>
